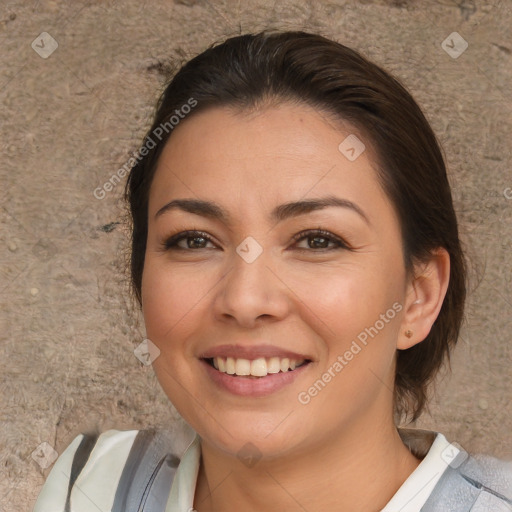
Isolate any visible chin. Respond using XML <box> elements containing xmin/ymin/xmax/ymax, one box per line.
<box><xmin>193</xmin><ymin>414</ymin><xmax>308</xmax><ymax>461</ymax></box>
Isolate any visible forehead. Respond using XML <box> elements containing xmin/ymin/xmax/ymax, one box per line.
<box><xmin>148</xmin><ymin>102</ymin><xmax>389</xmax><ymax>223</ymax></box>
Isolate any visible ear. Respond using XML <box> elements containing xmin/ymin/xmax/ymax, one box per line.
<box><xmin>397</xmin><ymin>248</ymin><xmax>451</xmax><ymax>350</ymax></box>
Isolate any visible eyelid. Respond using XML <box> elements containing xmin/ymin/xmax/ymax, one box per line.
<box><xmin>162</xmin><ymin>229</ymin><xmax>215</xmax><ymax>250</ymax></box>
<box><xmin>162</xmin><ymin>228</ymin><xmax>352</xmax><ymax>252</ymax></box>
<box><xmin>290</xmin><ymin>228</ymin><xmax>352</xmax><ymax>251</ymax></box>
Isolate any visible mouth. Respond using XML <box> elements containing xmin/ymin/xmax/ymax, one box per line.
<box><xmin>202</xmin><ymin>356</ymin><xmax>312</xmax><ymax>378</ymax></box>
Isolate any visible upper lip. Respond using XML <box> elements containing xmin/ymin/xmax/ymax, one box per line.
<box><xmin>199</xmin><ymin>344</ymin><xmax>313</xmax><ymax>361</ymax></box>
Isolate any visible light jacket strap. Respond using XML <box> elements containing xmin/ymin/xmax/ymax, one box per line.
<box><xmin>420</xmin><ymin>455</ymin><xmax>512</xmax><ymax>511</ymax></box>
<box><xmin>111</xmin><ymin>429</ymin><xmax>180</xmax><ymax>512</ymax></box>
<box><xmin>64</xmin><ymin>432</ymin><xmax>99</xmax><ymax>512</ymax></box>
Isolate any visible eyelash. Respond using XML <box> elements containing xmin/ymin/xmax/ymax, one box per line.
<box><xmin>162</xmin><ymin>228</ymin><xmax>351</xmax><ymax>252</ymax></box>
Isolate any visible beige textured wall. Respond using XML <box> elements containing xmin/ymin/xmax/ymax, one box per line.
<box><xmin>1</xmin><ymin>1</ymin><xmax>511</xmax><ymax>510</ymax></box>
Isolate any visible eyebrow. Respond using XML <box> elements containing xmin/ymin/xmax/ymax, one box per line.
<box><xmin>155</xmin><ymin>195</ymin><xmax>370</xmax><ymax>226</ymax></box>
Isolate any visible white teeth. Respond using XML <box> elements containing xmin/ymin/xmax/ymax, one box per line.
<box><xmin>267</xmin><ymin>357</ymin><xmax>281</xmax><ymax>374</ymax></box>
<box><xmin>226</xmin><ymin>357</ymin><xmax>236</xmax><ymax>375</ymax></box>
<box><xmin>251</xmin><ymin>358</ymin><xmax>267</xmax><ymax>377</ymax></box>
<box><xmin>210</xmin><ymin>356</ymin><xmax>306</xmax><ymax>377</ymax></box>
<box><xmin>235</xmin><ymin>358</ymin><xmax>251</xmax><ymax>376</ymax></box>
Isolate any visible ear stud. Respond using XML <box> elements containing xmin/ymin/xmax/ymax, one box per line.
<box><xmin>404</xmin><ymin>330</ymin><xmax>413</xmax><ymax>338</ymax></box>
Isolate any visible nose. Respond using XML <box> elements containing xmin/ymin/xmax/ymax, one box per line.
<box><xmin>212</xmin><ymin>244</ymin><xmax>291</xmax><ymax>328</ymax></box>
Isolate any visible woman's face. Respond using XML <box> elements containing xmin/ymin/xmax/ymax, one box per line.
<box><xmin>142</xmin><ymin>102</ymin><xmax>412</xmax><ymax>458</ymax></box>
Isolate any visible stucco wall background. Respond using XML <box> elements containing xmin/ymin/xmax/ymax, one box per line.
<box><xmin>0</xmin><ymin>0</ymin><xmax>511</xmax><ymax>510</ymax></box>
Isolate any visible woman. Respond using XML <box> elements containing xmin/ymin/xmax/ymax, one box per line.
<box><xmin>33</xmin><ymin>30</ymin><xmax>512</xmax><ymax>512</ymax></box>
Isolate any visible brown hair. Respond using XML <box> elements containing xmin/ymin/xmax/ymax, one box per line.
<box><xmin>125</xmin><ymin>30</ymin><xmax>467</xmax><ymax>424</ymax></box>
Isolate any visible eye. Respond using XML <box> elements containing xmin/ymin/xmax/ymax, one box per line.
<box><xmin>290</xmin><ymin>229</ymin><xmax>351</xmax><ymax>251</ymax></box>
<box><xmin>162</xmin><ymin>228</ymin><xmax>351</xmax><ymax>252</ymax></box>
<box><xmin>162</xmin><ymin>230</ymin><xmax>216</xmax><ymax>251</ymax></box>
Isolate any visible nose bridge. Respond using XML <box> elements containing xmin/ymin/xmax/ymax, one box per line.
<box><xmin>227</xmin><ymin>235</ymin><xmax>272</xmax><ymax>299</ymax></box>
<box><xmin>214</xmin><ymin>235</ymin><xmax>288</xmax><ymax>325</ymax></box>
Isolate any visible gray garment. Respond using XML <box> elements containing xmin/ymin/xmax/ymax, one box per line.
<box><xmin>111</xmin><ymin>428</ymin><xmax>179</xmax><ymax>512</ymax></box>
<box><xmin>420</xmin><ymin>450</ymin><xmax>512</xmax><ymax>511</ymax></box>
<box><xmin>65</xmin><ymin>428</ymin><xmax>512</xmax><ymax>511</ymax></box>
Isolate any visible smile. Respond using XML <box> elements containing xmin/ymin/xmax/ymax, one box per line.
<box><xmin>201</xmin><ymin>355</ymin><xmax>313</xmax><ymax>397</ymax></box>
<box><xmin>205</xmin><ymin>356</ymin><xmax>310</xmax><ymax>378</ymax></box>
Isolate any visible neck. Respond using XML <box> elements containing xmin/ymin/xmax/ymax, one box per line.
<box><xmin>194</xmin><ymin>417</ymin><xmax>422</xmax><ymax>512</ymax></box>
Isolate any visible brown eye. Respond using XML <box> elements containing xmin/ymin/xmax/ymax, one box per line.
<box><xmin>163</xmin><ymin>231</ymin><xmax>216</xmax><ymax>250</ymax></box>
<box><xmin>291</xmin><ymin>229</ymin><xmax>350</xmax><ymax>251</ymax></box>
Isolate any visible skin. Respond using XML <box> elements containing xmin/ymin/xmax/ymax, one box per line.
<box><xmin>141</xmin><ymin>102</ymin><xmax>450</xmax><ymax>511</ymax></box>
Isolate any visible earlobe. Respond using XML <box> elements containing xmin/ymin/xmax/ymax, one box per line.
<box><xmin>397</xmin><ymin>248</ymin><xmax>451</xmax><ymax>350</ymax></box>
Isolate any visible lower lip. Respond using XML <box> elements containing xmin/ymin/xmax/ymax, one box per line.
<box><xmin>201</xmin><ymin>359</ymin><xmax>311</xmax><ymax>397</ymax></box>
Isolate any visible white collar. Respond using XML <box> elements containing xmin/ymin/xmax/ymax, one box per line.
<box><xmin>380</xmin><ymin>429</ymin><xmax>455</xmax><ymax>511</ymax></box>
<box><xmin>165</xmin><ymin>429</ymin><xmax>455</xmax><ymax>512</ymax></box>
<box><xmin>166</xmin><ymin>433</ymin><xmax>201</xmax><ymax>512</ymax></box>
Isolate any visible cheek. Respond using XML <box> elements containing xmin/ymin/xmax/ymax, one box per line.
<box><xmin>140</xmin><ymin>258</ymin><xmax>202</xmax><ymax>405</ymax></box>
<box><xmin>288</xmin><ymin>265</ymin><xmax>402</xmax><ymax>387</ymax></box>
<box><xmin>286</xmin><ymin>262</ymin><xmax>401</xmax><ymax>340</ymax></box>
<box><xmin>141</xmin><ymin>255</ymin><xmax>226</xmax><ymax>354</ymax></box>
<box><xmin>141</xmin><ymin>257</ymin><xmax>197</xmax><ymax>342</ymax></box>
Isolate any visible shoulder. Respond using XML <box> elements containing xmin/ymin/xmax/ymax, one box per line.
<box><xmin>423</xmin><ymin>444</ymin><xmax>512</xmax><ymax>511</ymax></box>
<box><xmin>395</xmin><ymin>428</ymin><xmax>512</xmax><ymax>511</ymax></box>
<box><xmin>464</xmin><ymin>452</ymin><xmax>512</xmax><ymax>498</ymax></box>
<box><xmin>32</xmin><ymin>429</ymin><xmax>144</xmax><ymax>512</ymax></box>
